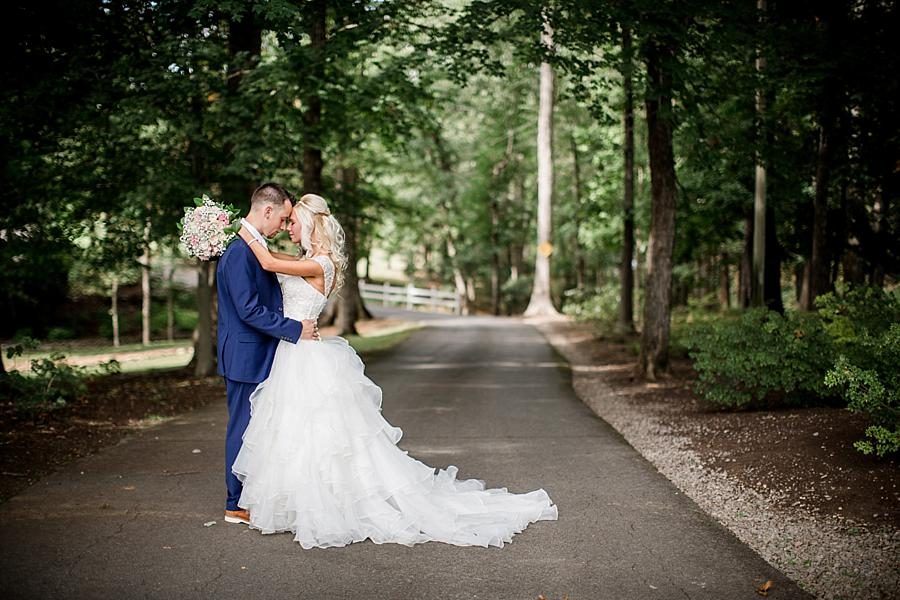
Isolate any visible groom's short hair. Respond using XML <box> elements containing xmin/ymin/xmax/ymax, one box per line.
<box><xmin>251</xmin><ymin>182</ymin><xmax>293</xmax><ymax>209</ymax></box>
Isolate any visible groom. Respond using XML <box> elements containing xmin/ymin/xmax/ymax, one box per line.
<box><xmin>216</xmin><ymin>182</ymin><xmax>319</xmax><ymax>525</ymax></box>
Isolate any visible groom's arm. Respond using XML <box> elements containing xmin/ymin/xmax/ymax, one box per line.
<box><xmin>221</xmin><ymin>248</ymin><xmax>302</xmax><ymax>343</ymax></box>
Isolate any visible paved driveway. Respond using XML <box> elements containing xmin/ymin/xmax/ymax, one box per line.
<box><xmin>1</xmin><ymin>316</ymin><xmax>809</xmax><ymax>599</ymax></box>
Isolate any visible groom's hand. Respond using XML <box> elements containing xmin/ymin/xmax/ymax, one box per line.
<box><xmin>300</xmin><ymin>319</ymin><xmax>321</xmax><ymax>341</ymax></box>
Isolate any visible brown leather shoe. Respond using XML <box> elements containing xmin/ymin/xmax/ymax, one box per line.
<box><xmin>224</xmin><ymin>509</ymin><xmax>250</xmax><ymax>525</ymax></box>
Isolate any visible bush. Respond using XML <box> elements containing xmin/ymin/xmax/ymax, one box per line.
<box><xmin>501</xmin><ymin>276</ymin><xmax>532</xmax><ymax>315</ymax></box>
<box><xmin>562</xmin><ymin>285</ymin><xmax>621</xmax><ymax>328</ymax></box>
<box><xmin>150</xmin><ymin>306</ymin><xmax>198</xmax><ymax>336</ymax></box>
<box><xmin>825</xmin><ymin>323</ymin><xmax>900</xmax><ymax>457</ymax></box>
<box><xmin>0</xmin><ymin>350</ymin><xmax>87</xmax><ymax>413</ymax></box>
<box><xmin>46</xmin><ymin>326</ymin><xmax>76</xmax><ymax>341</ymax></box>
<box><xmin>670</xmin><ymin>299</ymin><xmax>742</xmax><ymax>359</ymax></box>
<box><xmin>683</xmin><ymin>308</ymin><xmax>837</xmax><ymax>408</ymax></box>
<box><xmin>816</xmin><ymin>285</ymin><xmax>900</xmax><ymax>356</ymax></box>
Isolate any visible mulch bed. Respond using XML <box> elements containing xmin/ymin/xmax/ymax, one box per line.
<box><xmin>568</xmin><ymin>326</ymin><xmax>899</xmax><ymax>530</ymax></box>
<box><xmin>0</xmin><ymin>368</ymin><xmax>223</xmax><ymax>503</ymax></box>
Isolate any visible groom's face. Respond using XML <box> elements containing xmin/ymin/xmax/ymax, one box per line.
<box><xmin>260</xmin><ymin>199</ymin><xmax>292</xmax><ymax>237</ymax></box>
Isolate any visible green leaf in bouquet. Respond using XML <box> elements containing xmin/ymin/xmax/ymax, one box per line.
<box><xmin>193</xmin><ymin>197</ymin><xmax>203</xmax><ymax>207</ymax></box>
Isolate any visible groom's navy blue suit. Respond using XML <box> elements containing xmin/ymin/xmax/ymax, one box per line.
<box><xmin>217</xmin><ymin>238</ymin><xmax>301</xmax><ymax>511</ymax></box>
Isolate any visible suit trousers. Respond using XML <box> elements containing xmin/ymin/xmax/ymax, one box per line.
<box><xmin>224</xmin><ymin>378</ymin><xmax>259</xmax><ymax>511</ymax></box>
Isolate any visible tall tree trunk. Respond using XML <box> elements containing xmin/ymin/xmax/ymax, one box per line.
<box><xmin>166</xmin><ymin>263</ymin><xmax>175</xmax><ymax>342</ymax></box>
<box><xmin>638</xmin><ymin>40</ymin><xmax>678</xmax><ymax>380</ymax></box>
<box><xmin>446</xmin><ymin>237</ymin><xmax>469</xmax><ymax>315</ymax></box>
<box><xmin>186</xmin><ymin>87</ymin><xmax>215</xmax><ymax>374</ymax></box>
<box><xmin>192</xmin><ymin>10</ymin><xmax>260</xmax><ymax>374</ymax></box>
<box><xmin>800</xmin><ymin>123</ymin><xmax>832</xmax><ymax>310</ymax></box>
<box><xmin>489</xmin><ymin>130</ymin><xmax>515</xmax><ymax>316</ymax></box>
<box><xmin>800</xmin><ymin>7</ymin><xmax>843</xmax><ymax>310</ymax></box>
<box><xmin>763</xmin><ymin>205</ymin><xmax>784</xmax><ymax>312</ymax></box>
<box><xmin>509</xmin><ymin>174</ymin><xmax>526</xmax><ymax>283</ymax></box>
<box><xmin>870</xmin><ymin>189</ymin><xmax>887</xmax><ymax>286</ymax></box>
<box><xmin>752</xmin><ymin>0</ymin><xmax>767</xmax><ymax>307</ymax></box>
<box><xmin>192</xmin><ymin>262</ymin><xmax>216</xmax><ymax>377</ymax></box>
<box><xmin>336</xmin><ymin>166</ymin><xmax>361</xmax><ymax>336</ymax></box>
<box><xmin>490</xmin><ymin>196</ymin><xmax>501</xmax><ymax>315</ymax></box>
<box><xmin>110</xmin><ymin>276</ymin><xmax>120</xmax><ymax>348</ymax></box>
<box><xmin>140</xmin><ymin>217</ymin><xmax>151</xmax><ymax>346</ymax></box>
<box><xmin>524</xmin><ymin>12</ymin><xmax>559</xmax><ymax>317</ymax></box>
<box><xmin>428</xmin><ymin>131</ymin><xmax>470</xmax><ymax>315</ymax></box>
<box><xmin>222</xmin><ymin>11</ymin><xmax>263</xmax><ymax>204</ymax></box>
<box><xmin>619</xmin><ymin>25</ymin><xmax>636</xmax><ymax>333</ymax></box>
<box><xmin>303</xmin><ymin>0</ymin><xmax>326</xmax><ymax>194</ymax></box>
<box><xmin>739</xmin><ymin>217</ymin><xmax>753</xmax><ymax>307</ymax></box>
<box><xmin>570</xmin><ymin>133</ymin><xmax>586</xmax><ymax>290</ymax></box>
<box><xmin>718</xmin><ymin>255</ymin><xmax>731</xmax><ymax>310</ymax></box>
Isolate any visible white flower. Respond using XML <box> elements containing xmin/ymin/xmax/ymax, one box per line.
<box><xmin>179</xmin><ymin>196</ymin><xmax>237</xmax><ymax>260</ymax></box>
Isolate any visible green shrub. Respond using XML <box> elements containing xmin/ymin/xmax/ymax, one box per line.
<box><xmin>816</xmin><ymin>285</ymin><xmax>900</xmax><ymax>355</ymax></box>
<box><xmin>670</xmin><ymin>299</ymin><xmax>742</xmax><ymax>359</ymax></box>
<box><xmin>501</xmin><ymin>276</ymin><xmax>532</xmax><ymax>315</ymax></box>
<box><xmin>562</xmin><ymin>285</ymin><xmax>621</xmax><ymax>327</ymax></box>
<box><xmin>825</xmin><ymin>324</ymin><xmax>900</xmax><ymax>456</ymax></box>
<box><xmin>47</xmin><ymin>326</ymin><xmax>76</xmax><ymax>341</ymax></box>
<box><xmin>0</xmin><ymin>350</ymin><xmax>87</xmax><ymax>413</ymax></box>
<box><xmin>683</xmin><ymin>308</ymin><xmax>836</xmax><ymax>408</ymax></box>
<box><xmin>95</xmin><ymin>359</ymin><xmax>122</xmax><ymax>376</ymax></box>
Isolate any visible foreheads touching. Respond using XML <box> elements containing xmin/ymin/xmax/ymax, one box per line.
<box><xmin>249</xmin><ymin>182</ymin><xmax>293</xmax><ymax>236</ymax></box>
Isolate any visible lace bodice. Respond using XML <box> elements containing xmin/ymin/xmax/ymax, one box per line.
<box><xmin>278</xmin><ymin>255</ymin><xmax>334</xmax><ymax>321</ymax></box>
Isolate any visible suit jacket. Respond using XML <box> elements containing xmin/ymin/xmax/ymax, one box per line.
<box><xmin>216</xmin><ymin>239</ymin><xmax>301</xmax><ymax>383</ymax></box>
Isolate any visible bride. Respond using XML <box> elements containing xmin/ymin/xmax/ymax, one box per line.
<box><xmin>231</xmin><ymin>193</ymin><xmax>558</xmax><ymax>549</ymax></box>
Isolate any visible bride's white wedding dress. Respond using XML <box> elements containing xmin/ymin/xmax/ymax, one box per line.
<box><xmin>232</xmin><ymin>255</ymin><xmax>558</xmax><ymax>549</ymax></box>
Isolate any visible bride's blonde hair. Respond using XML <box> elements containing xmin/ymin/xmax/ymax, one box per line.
<box><xmin>295</xmin><ymin>193</ymin><xmax>348</xmax><ymax>296</ymax></box>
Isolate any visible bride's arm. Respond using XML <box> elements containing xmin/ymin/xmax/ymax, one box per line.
<box><xmin>238</xmin><ymin>227</ymin><xmax>323</xmax><ymax>277</ymax></box>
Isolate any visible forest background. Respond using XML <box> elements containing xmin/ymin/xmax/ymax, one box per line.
<box><xmin>2</xmin><ymin>0</ymin><xmax>898</xmax><ymax>456</ymax></box>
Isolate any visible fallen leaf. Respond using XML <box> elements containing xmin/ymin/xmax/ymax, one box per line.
<box><xmin>122</xmin><ymin>485</ymin><xmax>135</xmax><ymax>491</ymax></box>
<box><xmin>756</xmin><ymin>580</ymin><xmax>774</xmax><ymax>596</ymax></box>
<box><xmin>191</xmin><ymin>448</ymin><xmax>202</xmax><ymax>454</ymax></box>
<box><xmin>203</xmin><ymin>520</ymin><xmax>216</xmax><ymax>527</ymax></box>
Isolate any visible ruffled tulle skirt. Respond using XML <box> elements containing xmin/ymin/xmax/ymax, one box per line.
<box><xmin>232</xmin><ymin>337</ymin><xmax>558</xmax><ymax>549</ymax></box>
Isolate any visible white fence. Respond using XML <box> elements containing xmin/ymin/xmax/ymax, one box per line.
<box><xmin>359</xmin><ymin>280</ymin><xmax>462</xmax><ymax>315</ymax></box>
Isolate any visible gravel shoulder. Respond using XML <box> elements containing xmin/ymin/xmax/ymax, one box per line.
<box><xmin>532</xmin><ymin>316</ymin><xmax>900</xmax><ymax>600</ymax></box>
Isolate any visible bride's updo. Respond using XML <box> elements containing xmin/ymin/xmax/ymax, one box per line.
<box><xmin>294</xmin><ymin>193</ymin><xmax>348</xmax><ymax>295</ymax></box>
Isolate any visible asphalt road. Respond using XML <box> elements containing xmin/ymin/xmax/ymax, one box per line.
<box><xmin>1</xmin><ymin>314</ymin><xmax>810</xmax><ymax>599</ymax></box>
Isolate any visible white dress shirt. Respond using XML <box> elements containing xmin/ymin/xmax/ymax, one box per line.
<box><xmin>240</xmin><ymin>218</ymin><xmax>268</xmax><ymax>248</ymax></box>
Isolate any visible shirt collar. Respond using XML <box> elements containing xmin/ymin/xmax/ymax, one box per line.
<box><xmin>240</xmin><ymin>218</ymin><xmax>268</xmax><ymax>247</ymax></box>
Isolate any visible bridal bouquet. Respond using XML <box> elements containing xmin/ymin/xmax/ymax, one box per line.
<box><xmin>178</xmin><ymin>194</ymin><xmax>241</xmax><ymax>260</ymax></box>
